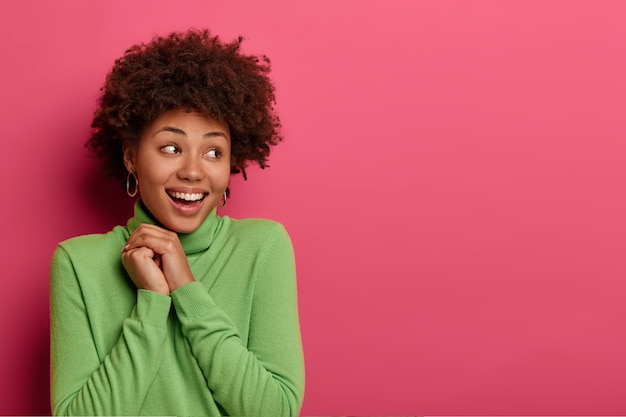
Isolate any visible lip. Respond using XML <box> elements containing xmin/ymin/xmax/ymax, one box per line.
<box><xmin>166</xmin><ymin>187</ymin><xmax>208</xmax><ymax>216</ymax></box>
<box><xmin>166</xmin><ymin>187</ymin><xmax>208</xmax><ymax>194</ymax></box>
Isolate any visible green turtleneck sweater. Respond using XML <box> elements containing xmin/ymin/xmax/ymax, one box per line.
<box><xmin>50</xmin><ymin>202</ymin><xmax>304</xmax><ymax>416</ymax></box>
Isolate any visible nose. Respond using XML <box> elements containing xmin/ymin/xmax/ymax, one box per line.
<box><xmin>177</xmin><ymin>155</ymin><xmax>204</xmax><ymax>182</ymax></box>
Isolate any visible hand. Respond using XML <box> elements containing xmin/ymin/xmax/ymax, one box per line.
<box><xmin>121</xmin><ymin>224</ymin><xmax>195</xmax><ymax>295</ymax></box>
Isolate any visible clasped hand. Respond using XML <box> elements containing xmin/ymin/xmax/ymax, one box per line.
<box><xmin>121</xmin><ymin>224</ymin><xmax>194</xmax><ymax>296</ymax></box>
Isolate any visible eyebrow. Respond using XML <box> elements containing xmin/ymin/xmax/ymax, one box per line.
<box><xmin>154</xmin><ymin>126</ymin><xmax>229</xmax><ymax>140</ymax></box>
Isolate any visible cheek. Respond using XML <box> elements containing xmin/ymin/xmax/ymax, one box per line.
<box><xmin>218</xmin><ymin>172</ymin><xmax>231</xmax><ymax>189</ymax></box>
<box><xmin>136</xmin><ymin>166</ymin><xmax>158</xmax><ymax>185</ymax></box>
<box><xmin>136</xmin><ymin>168</ymin><xmax>168</xmax><ymax>196</ymax></box>
<box><xmin>213</xmin><ymin>165</ymin><xmax>231</xmax><ymax>190</ymax></box>
<box><xmin>135</xmin><ymin>155</ymin><xmax>171</xmax><ymax>185</ymax></box>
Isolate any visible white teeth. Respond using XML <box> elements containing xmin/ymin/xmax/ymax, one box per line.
<box><xmin>168</xmin><ymin>191</ymin><xmax>205</xmax><ymax>201</ymax></box>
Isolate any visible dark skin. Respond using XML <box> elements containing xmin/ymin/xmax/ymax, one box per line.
<box><xmin>120</xmin><ymin>110</ymin><xmax>232</xmax><ymax>297</ymax></box>
<box><xmin>122</xmin><ymin>223</ymin><xmax>192</xmax><ymax>296</ymax></box>
<box><xmin>87</xmin><ymin>29</ymin><xmax>281</xmax><ymax>188</ymax></box>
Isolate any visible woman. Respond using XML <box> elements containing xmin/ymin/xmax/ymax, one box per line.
<box><xmin>50</xmin><ymin>29</ymin><xmax>304</xmax><ymax>416</ymax></box>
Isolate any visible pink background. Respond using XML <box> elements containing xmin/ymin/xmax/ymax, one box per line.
<box><xmin>1</xmin><ymin>0</ymin><xmax>625</xmax><ymax>415</ymax></box>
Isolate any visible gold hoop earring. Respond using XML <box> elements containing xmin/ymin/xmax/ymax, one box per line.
<box><xmin>126</xmin><ymin>172</ymin><xmax>138</xmax><ymax>197</ymax></box>
<box><xmin>218</xmin><ymin>188</ymin><xmax>229</xmax><ymax>208</ymax></box>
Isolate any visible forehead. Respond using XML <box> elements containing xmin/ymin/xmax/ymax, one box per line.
<box><xmin>144</xmin><ymin>109</ymin><xmax>230</xmax><ymax>135</ymax></box>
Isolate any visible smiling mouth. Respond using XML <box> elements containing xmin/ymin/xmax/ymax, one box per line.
<box><xmin>167</xmin><ymin>191</ymin><xmax>207</xmax><ymax>205</ymax></box>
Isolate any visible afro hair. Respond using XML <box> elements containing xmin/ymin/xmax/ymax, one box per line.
<box><xmin>86</xmin><ymin>28</ymin><xmax>282</xmax><ymax>186</ymax></box>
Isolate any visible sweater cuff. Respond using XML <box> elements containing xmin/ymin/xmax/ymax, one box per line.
<box><xmin>135</xmin><ymin>289</ymin><xmax>172</xmax><ymax>327</ymax></box>
<box><xmin>171</xmin><ymin>281</ymin><xmax>215</xmax><ymax>322</ymax></box>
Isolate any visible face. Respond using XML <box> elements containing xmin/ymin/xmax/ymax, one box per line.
<box><xmin>124</xmin><ymin>109</ymin><xmax>231</xmax><ymax>234</ymax></box>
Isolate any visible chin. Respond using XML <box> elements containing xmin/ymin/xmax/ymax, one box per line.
<box><xmin>167</xmin><ymin>220</ymin><xmax>203</xmax><ymax>234</ymax></box>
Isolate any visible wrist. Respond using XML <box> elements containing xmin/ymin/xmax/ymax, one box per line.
<box><xmin>167</xmin><ymin>274</ymin><xmax>195</xmax><ymax>292</ymax></box>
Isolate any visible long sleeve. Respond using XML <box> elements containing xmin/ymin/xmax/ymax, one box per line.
<box><xmin>50</xmin><ymin>245</ymin><xmax>172</xmax><ymax>416</ymax></box>
<box><xmin>171</xmin><ymin>223</ymin><xmax>305</xmax><ymax>417</ymax></box>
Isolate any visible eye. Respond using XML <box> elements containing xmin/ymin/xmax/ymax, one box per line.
<box><xmin>205</xmin><ymin>149</ymin><xmax>221</xmax><ymax>159</ymax></box>
<box><xmin>161</xmin><ymin>145</ymin><xmax>179</xmax><ymax>154</ymax></box>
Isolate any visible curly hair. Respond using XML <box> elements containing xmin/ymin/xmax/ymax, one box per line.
<box><xmin>86</xmin><ymin>29</ymin><xmax>282</xmax><ymax>186</ymax></box>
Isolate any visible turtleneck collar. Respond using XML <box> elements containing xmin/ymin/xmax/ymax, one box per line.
<box><xmin>126</xmin><ymin>200</ymin><xmax>219</xmax><ymax>255</ymax></box>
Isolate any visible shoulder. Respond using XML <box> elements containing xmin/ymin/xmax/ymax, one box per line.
<box><xmin>58</xmin><ymin>225</ymin><xmax>127</xmax><ymax>252</ymax></box>
<box><xmin>218</xmin><ymin>218</ymin><xmax>297</xmax><ymax>285</ymax></box>
<box><xmin>50</xmin><ymin>226</ymin><xmax>136</xmax><ymax>309</ymax></box>
<box><xmin>219</xmin><ymin>216</ymin><xmax>290</xmax><ymax>241</ymax></box>
<box><xmin>216</xmin><ymin>216</ymin><xmax>294</xmax><ymax>256</ymax></box>
<box><xmin>53</xmin><ymin>225</ymin><xmax>128</xmax><ymax>265</ymax></box>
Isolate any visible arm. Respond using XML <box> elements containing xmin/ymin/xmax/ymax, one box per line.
<box><xmin>171</xmin><ymin>225</ymin><xmax>305</xmax><ymax>417</ymax></box>
<box><xmin>50</xmin><ymin>246</ymin><xmax>171</xmax><ymax>416</ymax></box>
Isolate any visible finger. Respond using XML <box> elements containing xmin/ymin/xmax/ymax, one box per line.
<box><xmin>125</xmin><ymin>226</ymin><xmax>180</xmax><ymax>255</ymax></box>
<box><xmin>126</xmin><ymin>224</ymin><xmax>175</xmax><ymax>246</ymax></box>
<box><xmin>121</xmin><ymin>247</ymin><xmax>169</xmax><ymax>294</ymax></box>
<box><xmin>121</xmin><ymin>246</ymin><xmax>156</xmax><ymax>266</ymax></box>
<box><xmin>124</xmin><ymin>224</ymin><xmax>194</xmax><ymax>291</ymax></box>
<box><xmin>127</xmin><ymin>234</ymin><xmax>179</xmax><ymax>256</ymax></box>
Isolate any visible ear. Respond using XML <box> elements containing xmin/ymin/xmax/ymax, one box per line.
<box><xmin>123</xmin><ymin>143</ymin><xmax>136</xmax><ymax>174</ymax></box>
